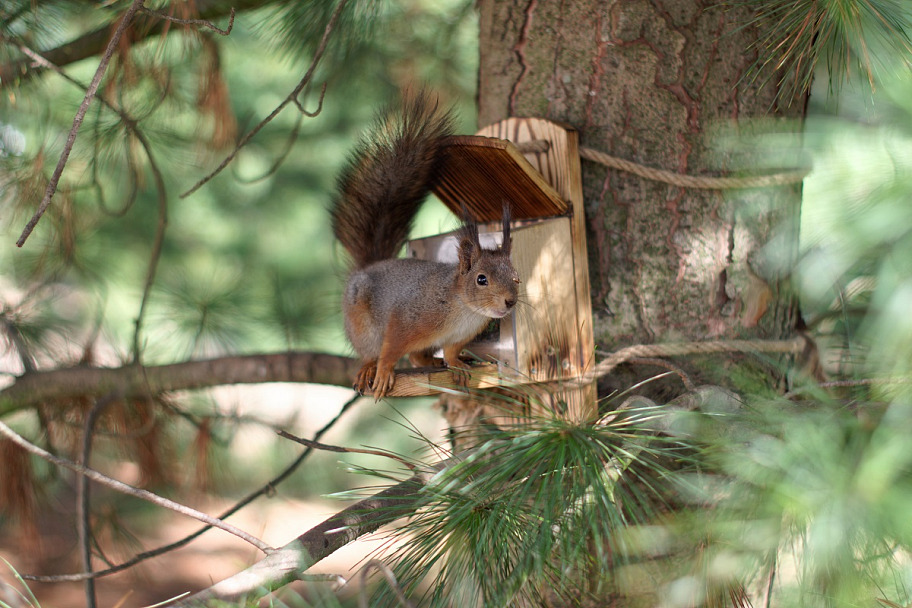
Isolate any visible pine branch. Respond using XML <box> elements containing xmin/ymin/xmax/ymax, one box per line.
<box><xmin>0</xmin><ymin>417</ymin><xmax>273</xmax><ymax>554</ymax></box>
<box><xmin>168</xmin><ymin>468</ymin><xmax>440</xmax><ymax>607</ymax></box>
<box><xmin>15</xmin><ymin>0</ymin><xmax>146</xmax><ymax>247</ymax></box>
<box><xmin>0</xmin><ymin>0</ymin><xmax>271</xmax><ymax>88</ymax></box>
<box><xmin>24</xmin><ymin>394</ymin><xmax>362</xmax><ymax>584</ymax></box>
<box><xmin>0</xmin><ymin>352</ymin><xmax>362</xmax><ymax>413</ymax></box>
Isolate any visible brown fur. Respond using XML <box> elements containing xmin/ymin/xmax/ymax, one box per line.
<box><xmin>331</xmin><ymin>91</ymin><xmax>520</xmax><ymax>398</ymax></box>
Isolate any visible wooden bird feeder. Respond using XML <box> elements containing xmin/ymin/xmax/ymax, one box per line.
<box><xmin>382</xmin><ymin>118</ymin><xmax>596</xmax><ymax>416</ymax></box>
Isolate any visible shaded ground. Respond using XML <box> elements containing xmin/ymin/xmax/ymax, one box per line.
<box><xmin>2</xmin><ymin>493</ymin><xmax>402</xmax><ymax>607</ymax></box>
<box><xmin>0</xmin><ymin>384</ymin><xmax>447</xmax><ymax>608</ymax></box>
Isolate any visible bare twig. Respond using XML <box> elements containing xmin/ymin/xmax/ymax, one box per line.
<box><xmin>0</xmin><ymin>0</ymin><xmax>264</xmax><ymax>86</ymax></box>
<box><xmin>168</xmin><ymin>467</ymin><xmax>443</xmax><ymax>607</ymax></box>
<box><xmin>25</xmin><ymin>394</ymin><xmax>362</xmax><ymax>583</ymax></box>
<box><xmin>0</xmin><ymin>418</ymin><xmax>273</xmax><ymax>554</ymax></box>
<box><xmin>181</xmin><ymin>0</ymin><xmax>349</xmax><ymax>198</ymax></box>
<box><xmin>293</xmin><ymin>81</ymin><xmax>328</xmax><ymax>117</ymax></box>
<box><xmin>16</xmin><ymin>0</ymin><xmax>146</xmax><ymax>247</ymax></box>
<box><xmin>233</xmin><ymin>82</ymin><xmax>325</xmax><ymax>185</ymax></box>
<box><xmin>277</xmin><ymin>430</ymin><xmax>417</xmax><ymax>471</ymax></box>
<box><xmin>139</xmin><ymin>6</ymin><xmax>236</xmax><ymax>35</ymax></box>
<box><xmin>78</xmin><ymin>396</ymin><xmax>117</xmax><ymax>608</ymax></box>
<box><xmin>357</xmin><ymin>559</ymin><xmax>416</xmax><ymax>608</ymax></box>
<box><xmin>235</xmin><ymin>112</ymin><xmax>304</xmax><ymax>184</ymax></box>
<box><xmin>7</xmin><ymin>41</ymin><xmax>139</xmax><ymax>216</ymax></box>
<box><xmin>130</xmin><ymin>138</ymin><xmax>168</xmax><ymax>364</ymax></box>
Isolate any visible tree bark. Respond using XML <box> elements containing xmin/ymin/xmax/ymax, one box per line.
<box><xmin>478</xmin><ymin>0</ymin><xmax>806</xmax><ymax>391</ymax></box>
<box><xmin>0</xmin><ymin>352</ymin><xmax>361</xmax><ymax>414</ymax></box>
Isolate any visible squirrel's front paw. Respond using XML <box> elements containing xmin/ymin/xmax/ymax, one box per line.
<box><xmin>354</xmin><ymin>361</ymin><xmax>378</xmax><ymax>395</ymax></box>
<box><xmin>371</xmin><ymin>367</ymin><xmax>397</xmax><ymax>400</ymax></box>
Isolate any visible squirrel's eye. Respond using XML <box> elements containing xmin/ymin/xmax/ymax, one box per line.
<box><xmin>476</xmin><ymin>274</ymin><xmax>488</xmax><ymax>286</ymax></box>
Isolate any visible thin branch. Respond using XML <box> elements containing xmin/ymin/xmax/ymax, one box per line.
<box><xmin>357</xmin><ymin>560</ymin><xmax>416</xmax><ymax>608</ymax></box>
<box><xmin>0</xmin><ymin>0</ymin><xmax>267</xmax><ymax>86</ymax></box>
<box><xmin>78</xmin><ymin>396</ymin><xmax>117</xmax><ymax>608</ymax></box>
<box><xmin>0</xmin><ymin>418</ymin><xmax>273</xmax><ymax>554</ymax></box>
<box><xmin>0</xmin><ymin>351</ymin><xmax>361</xmax><ymax>413</ymax></box>
<box><xmin>16</xmin><ymin>0</ymin><xmax>146</xmax><ymax>248</ymax></box>
<box><xmin>293</xmin><ymin>81</ymin><xmax>328</xmax><ymax>117</ymax></box>
<box><xmin>139</xmin><ymin>6</ymin><xmax>236</xmax><ymax>35</ymax></box>
<box><xmin>278</xmin><ymin>430</ymin><xmax>417</xmax><ymax>471</ymax></box>
<box><xmin>9</xmin><ymin>39</ymin><xmax>141</xmax><ymax>218</ymax></box>
<box><xmin>130</xmin><ymin>135</ymin><xmax>168</xmax><ymax>364</ymax></box>
<box><xmin>24</xmin><ymin>394</ymin><xmax>362</xmax><ymax>583</ymax></box>
<box><xmin>181</xmin><ymin>0</ymin><xmax>349</xmax><ymax>198</ymax></box>
<box><xmin>234</xmin><ymin>112</ymin><xmax>304</xmax><ymax>185</ymax></box>
<box><xmin>168</xmin><ymin>466</ymin><xmax>447</xmax><ymax>607</ymax></box>
<box><xmin>233</xmin><ymin>82</ymin><xmax>325</xmax><ymax>184</ymax></box>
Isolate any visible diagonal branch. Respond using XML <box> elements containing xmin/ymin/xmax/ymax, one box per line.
<box><xmin>15</xmin><ymin>0</ymin><xmax>146</xmax><ymax>248</ymax></box>
<box><xmin>180</xmin><ymin>0</ymin><xmax>347</xmax><ymax>197</ymax></box>
<box><xmin>0</xmin><ymin>418</ymin><xmax>273</xmax><ymax>554</ymax></box>
<box><xmin>0</xmin><ymin>0</ymin><xmax>268</xmax><ymax>87</ymax></box>
<box><xmin>168</xmin><ymin>464</ymin><xmax>447</xmax><ymax>607</ymax></box>
<box><xmin>24</xmin><ymin>394</ymin><xmax>363</xmax><ymax>583</ymax></box>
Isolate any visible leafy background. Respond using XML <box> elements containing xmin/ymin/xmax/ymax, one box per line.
<box><xmin>2</xmin><ymin>0</ymin><xmax>912</xmax><ymax>606</ymax></box>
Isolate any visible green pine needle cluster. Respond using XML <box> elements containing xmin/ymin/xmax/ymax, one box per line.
<box><xmin>368</xmin><ymin>396</ymin><xmax>692</xmax><ymax>607</ymax></box>
<box><xmin>734</xmin><ymin>0</ymin><xmax>912</xmax><ymax>102</ymax></box>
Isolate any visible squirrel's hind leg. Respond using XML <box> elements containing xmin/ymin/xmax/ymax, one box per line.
<box><xmin>443</xmin><ymin>342</ymin><xmax>473</xmax><ymax>388</ymax></box>
<box><xmin>372</xmin><ymin>314</ymin><xmax>434</xmax><ymax>398</ymax></box>
<box><xmin>409</xmin><ymin>349</ymin><xmax>445</xmax><ymax>368</ymax></box>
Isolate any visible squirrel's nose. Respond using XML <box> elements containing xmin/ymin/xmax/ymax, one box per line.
<box><xmin>505</xmin><ymin>297</ymin><xmax>516</xmax><ymax>309</ymax></box>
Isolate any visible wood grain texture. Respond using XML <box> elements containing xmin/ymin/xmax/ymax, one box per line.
<box><xmin>379</xmin><ymin>119</ymin><xmax>595</xmax><ymax>413</ymax></box>
<box><xmin>381</xmin><ymin>363</ymin><xmax>505</xmax><ymax>398</ymax></box>
<box><xmin>433</xmin><ymin>135</ymin><xmax>568</xmax><ymax>221</ymax></box>
<box><xmin>479</xmin><ymin>118</ymin><xmax>595</xmax><ymax>390</ymax></box>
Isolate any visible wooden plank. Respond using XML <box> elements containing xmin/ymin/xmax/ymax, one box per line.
<box><xmin>433</xmin><ymin>136</ymin><xmax>569</xmax><ymax>222</ymax></box>
<box><xmin>508</xmin><ymin>218</ymin><xmax>579</xmax><ymax>382</ymax></box>
<box><xmin>478</xmin><ymin>118</ymin><xmax>596</xmax><ymax>420</ymax></box>
<box><xmin>377</xmin><ymin>363</ymin><xmax>504</xmax><ymax>398</ymax></box>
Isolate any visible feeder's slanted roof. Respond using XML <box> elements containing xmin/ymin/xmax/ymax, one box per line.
<box><xmin>433</xmin><ymin>136</ymin><xmax>569</xmax><ymax>223</ymax></box>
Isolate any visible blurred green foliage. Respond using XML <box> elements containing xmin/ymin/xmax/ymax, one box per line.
<box><xmin>3</xmin><ymin>1</ymin><xmax>912</xmax><ymax>607</ymax></box>
<box><xmin>0</xmin><ymin>0</ymin><xmax>477</xmax><ymax>367</ymax></box>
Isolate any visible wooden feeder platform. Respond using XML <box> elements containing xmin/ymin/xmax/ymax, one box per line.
<box><xmin>368</xmin><ymin>118</ymin><xmax>595</xmax><ymax>414</ymax></box>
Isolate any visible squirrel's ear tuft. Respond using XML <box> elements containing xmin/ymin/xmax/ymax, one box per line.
<box><xmin>457</xmin><ymin>213</ymin><xmax>481</xmax><ymax>274</ymax></box>
<box><xmin>501</xmin><ymin>201</ymin><xmax>512</xmax><ymax>256</ymax></box>
<box><xmin>457</xmin><ymin>237</ymin><xmax>477</xmax><ymax>275</ymax></box>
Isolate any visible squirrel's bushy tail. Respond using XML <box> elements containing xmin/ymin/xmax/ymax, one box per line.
<box><xmin>331</xmin><ymin>89</ymin><xmax>456</xmax><ymax>269</ymax></box>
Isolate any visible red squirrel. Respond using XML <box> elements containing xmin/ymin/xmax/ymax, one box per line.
<box><xmin>330</xmin><ymin>90</ymin><xmax>520</xmax><ymax>398</ymax></box>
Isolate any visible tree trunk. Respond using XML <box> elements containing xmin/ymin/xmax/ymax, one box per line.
<box><xmin>478</xmin><ymin>0</ymin><xmax>806</xmax><ymax>393</ymax></box>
